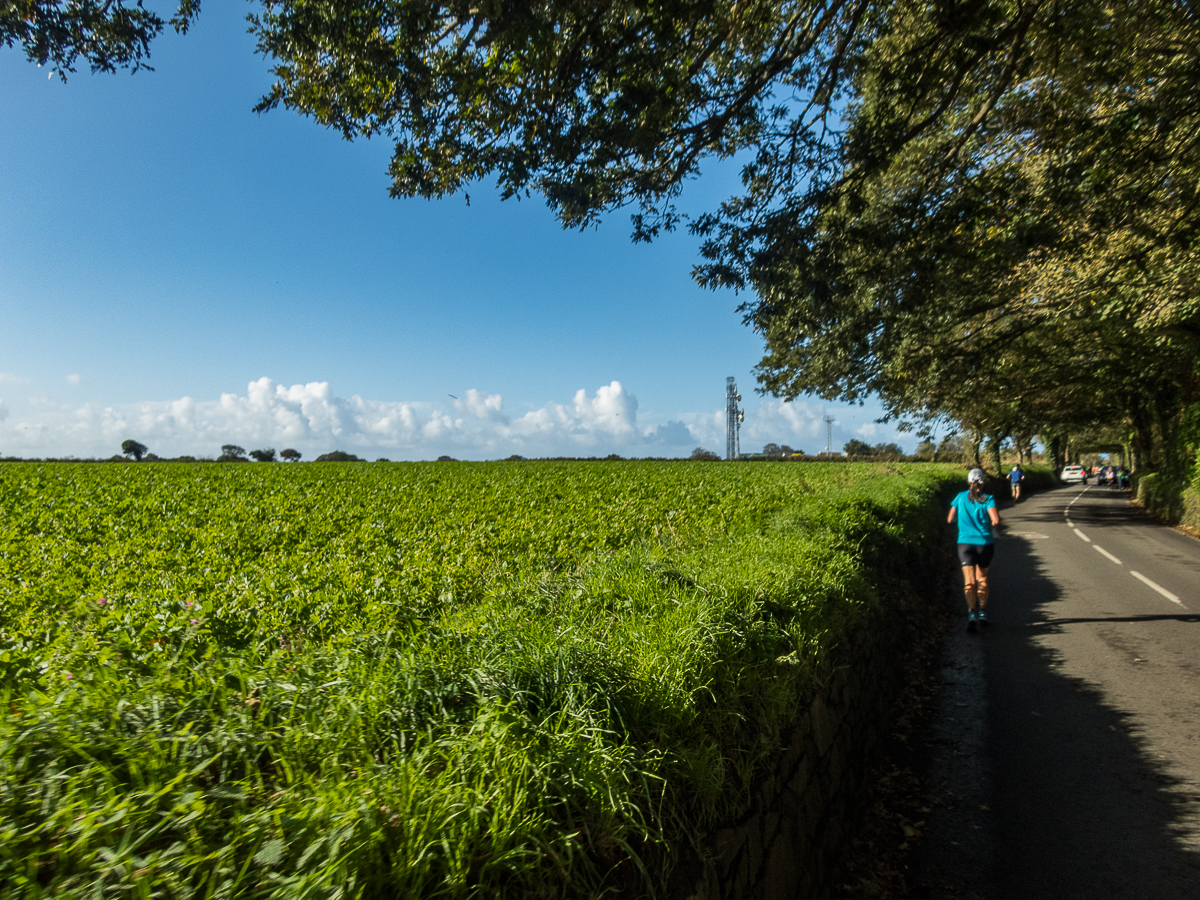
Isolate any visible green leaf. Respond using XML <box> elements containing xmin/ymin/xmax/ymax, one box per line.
<box><xmin>254</xmin><ymin>839</ymin><xmax>286</xmax><ymax>867</ymax></box>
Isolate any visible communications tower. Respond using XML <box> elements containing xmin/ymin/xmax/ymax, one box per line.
<box><xmin>823</xmin><ymin>413</ymin><xmax>835</xmax><ymax>453</ymax></box>
<box><xmin>725</xmin><ymin>377</ymin><xmax>743</xmax><ymax>460</ymax></box>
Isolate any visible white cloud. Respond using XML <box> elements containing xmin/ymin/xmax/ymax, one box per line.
<box><xmin>65</xmin><ymin>374</ymin><xmax>81</xmax><ymax>385</ymax></box>
<box><xmin>745</xmin><ymin>398</ymin><xmax>826</xmax><ymax>447</ymax></box>
<box><xmin>0</xmin><ymin>373</ymin><xmax>28</xmax><ymax>385</ymax></box>
<box><xmin>453</xmin><ymin>389</ymin><xmax>507</xmax><ymax>423</ymax></box>
<box><xmin>571</xmin><ymin>381</ymin><xmax>637</xmax><ymax>434</ymax></box>
<box><xmin>503</xmin><ymin>381</ymin><xmax>639</xmax><ymax>447</ymax></box>
<box><xmin>0</xmin><ymin>378</ymin><xmax>699</xmax><ymax>460</ymax></box>
<box><xmin>855</xmin><ymin>423</ymin><xmax>879</xmax><ymax>439</ymax></box>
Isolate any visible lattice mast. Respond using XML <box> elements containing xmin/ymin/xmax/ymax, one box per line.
<box><xmin>725</xmin><ymin>377</ymin><xmax>743</xmax><ymax>460</ymax></box>
<box><xmin>823</xmin><ymin>414</ymin><xmax>835</xmax><ymax>453</ymax></box>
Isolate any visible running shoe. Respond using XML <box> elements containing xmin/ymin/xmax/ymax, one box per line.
<box><xmin>966</xmin><ymin>611</ymin><xmax>978</xmax><ymax>634</ymax></box>
<box><xmin>977</xmin><ymin>608</ymin><xmax>989</xmax><ymax>626</ymax></box>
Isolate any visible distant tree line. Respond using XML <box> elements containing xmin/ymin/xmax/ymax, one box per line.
<box><xmin>0</xmin><ymin>440</ymin><xmax>1001</xmax><ymax>465</ymax></box>
<box><xmin>842</xmin><ymin>440</ymin><xmax>905</xmax><ymax>461</ymax></box>
<box><xmin>2</xmin><ymin>442</ymin><xmax>307</xmax><ymax>462</ymax></box>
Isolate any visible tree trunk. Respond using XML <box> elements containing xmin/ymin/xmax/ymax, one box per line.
<box><xmin>1128</xmin><ymin>398</ymin><xmax>1155</xmax><ymax>473</ymax></box>
<box><xmin>1014</xmin><ymin>432</ymin><xmax>1033</xmax><ymax>465</ymax></box>
<box><xmin>969</xmin><ymin>424</ymin><xmax>984</xmax><ymax>469</ymax></box>
<box><xmin>1154</xmin><ymin>385</ymin><xmax>1186</xmax><ymax>478</ymax></box>
<box><xmin>987</xmin><ymin>430</ymin><xmax>1006</xmax><ymax>478</ymax></box>
<box><xmin>1043</xmin><ymin>432</ymin><xmax>1066</xmax><ymax>472</ymax></box>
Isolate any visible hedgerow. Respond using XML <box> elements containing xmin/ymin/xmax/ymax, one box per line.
<box><xmin>0</xmin><ymin>461</ymin><xmax>961</xmax><ymax>898</ymax></box>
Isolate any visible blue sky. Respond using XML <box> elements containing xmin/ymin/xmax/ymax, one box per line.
<box><xmin>0</xmin><ymin>6</ymin><xmax>913</xmax><ymax>460</ymax></box>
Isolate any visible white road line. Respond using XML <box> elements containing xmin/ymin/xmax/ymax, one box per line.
<box><xmin>1064</xmin><ymin>485</ymin><xmax>1090</xmax><ymax>523</ymax></box>
<box><xmin>1058</xmin><ymin>485</ymin><xmax>1186</xmax><ymax>609</ymax></box>
<box><xmin>1130</xmin><ymin>571</ymin><xmax>1185</xmax><ymax>608</ymax></box>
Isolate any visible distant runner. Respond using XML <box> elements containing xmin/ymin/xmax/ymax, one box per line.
<box><xmin>1009</xmin><ymin>465</ymin><xmax>1025</xmax><ymax>503</ymax></box>
<box><xmin>948</xmin><ymin>468</ymin><xmax>1002</xmax><ymax>633</ymax></box>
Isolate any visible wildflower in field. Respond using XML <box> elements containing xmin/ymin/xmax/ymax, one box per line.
<box><xmin>65</xmin><ymin>673</ymin><xmax>73</xmax><ymax>679</ymax></box>
<box><xmin>97</xmin><ymin>598</ymin><xmax>107</xmax><ymax>605</ymax></box>
<box><xmin>191</xmin><ymin>618</ymin><xmax>199</xmax><ymax>625</ymax></box>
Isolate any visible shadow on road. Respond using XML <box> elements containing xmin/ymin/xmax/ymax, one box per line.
<box><xmin>1001</xmin><ymin>487</ymin><xmax>1146</xmax><ymax>529</ymax></box>
<box><xmin>984</xmin><ymin>524</ymin><xmax>1200</xmax><ymax>899</ymax></box>
<box><xmin>1025</xmin><ymin>614</ymin><xmax>1200</xmax><ymax>628</ymax></box>
<box><xmin>916</xmin><ymin>503</ymin><xmax>1200</xmax><ymax>900</ymax></box>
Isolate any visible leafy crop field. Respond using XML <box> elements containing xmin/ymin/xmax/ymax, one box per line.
<box><xmin>0</xmin><ymin>461</ymin><xmax>962</xmax><ymax>898</ymax></box>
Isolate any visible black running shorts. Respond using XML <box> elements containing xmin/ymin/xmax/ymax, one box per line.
<box><xmin>957</xmin><ymin>543</ymin><xmax>995</xmax><ymax>568</ymax></box>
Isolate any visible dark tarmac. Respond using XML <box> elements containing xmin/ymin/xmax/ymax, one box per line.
<box><xmin>915</xmin><ymin>485</ymin><xmax>1200</xmax><ymax>900</ymax></box>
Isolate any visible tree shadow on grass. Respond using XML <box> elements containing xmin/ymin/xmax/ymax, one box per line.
<box><xmin>975</xmin><ymin>528</ymin><xmax>1200</xmax><ymax>899</ymax></box>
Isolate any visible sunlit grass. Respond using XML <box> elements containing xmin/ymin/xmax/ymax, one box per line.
<box><xmin>0</xmin><ymin>461</ymin><xmax>962</xmax><ymax>898</ymax></box>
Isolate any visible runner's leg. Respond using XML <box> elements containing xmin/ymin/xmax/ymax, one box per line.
<box><xmin>963</xmin><ymin>565</ymin><xmax>979</xmax><ymax>610</ymax></box>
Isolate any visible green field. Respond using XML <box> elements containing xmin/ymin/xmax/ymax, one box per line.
<box><xmin>0</xmin><ymin>461</ymin><xmax>961</xmax><ymax>898</ymax></box>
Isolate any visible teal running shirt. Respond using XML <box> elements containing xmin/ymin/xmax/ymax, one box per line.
<box><xmin>951</xmin><ymin>490</ymin><xmax>996</xmax><ymax>545</ymax></box>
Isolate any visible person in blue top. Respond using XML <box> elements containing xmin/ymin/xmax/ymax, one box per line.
<box><xmin>948</xmin><ymin>468</ymin><xmax>1001</xmax><ymax>633</ymax></box>
<box><xmin>1009</xmin><ymin>465</ymin><xmax>1024</xmax><ymax>503</ymax></box>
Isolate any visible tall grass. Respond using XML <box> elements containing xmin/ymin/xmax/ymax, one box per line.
<box><xmin>0</xmin><ymin>461</ymin><xmax>962</xmax><ymax>898</ymax></box>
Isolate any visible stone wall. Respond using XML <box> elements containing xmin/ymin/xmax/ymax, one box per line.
<box><xmin>680</xmin><ymin>630</ymin><xmax>902</xmax><ymax>900</ymax></box>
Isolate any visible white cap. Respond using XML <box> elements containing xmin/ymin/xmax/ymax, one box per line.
<box><xmin>968</xmin><ymin>468</ymin><xmax>986</xmax><ymax>484</ymax></box>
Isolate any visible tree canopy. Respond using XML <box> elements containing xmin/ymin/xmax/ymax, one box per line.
<box><xmin>314</xmin><ymin>450</ymin><xmax>362</xmax><ymax>462</ymax></box>
<box><xmin>120</xmin><ymin>439</ymin><xmax>148</xmax><ymax>461</ymax></box>
<box><xmin>727</xmin><ymin>0</ymin><xmax>1200</xmax><ymax>472</ymax></box>
<box><xmin>218</xmin><ymin>444</ymin><xmax>248</xmax><ymax>462</ymax></box>
<box><xmin>2</xmin><ymin>0</ymin><xmax>198</xmax><ymax>78</ymax></box>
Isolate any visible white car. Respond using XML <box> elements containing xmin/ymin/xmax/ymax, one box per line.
<box><xmin>1060</xmin><ymin>465</ymin><xmax>1089</xmax><ymax>484</ymax></box>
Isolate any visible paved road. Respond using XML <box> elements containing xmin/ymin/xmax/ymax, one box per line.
<box><xmin>917</xmin><ymin>484</ymin><xmax>1200</xmax><ymax>899</ymax></box>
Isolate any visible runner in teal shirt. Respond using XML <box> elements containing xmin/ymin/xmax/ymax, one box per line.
<box><xmin>947</xmin><ymin>468</ymin><xmax>1001</xmax><ymax>632</ymax></box>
